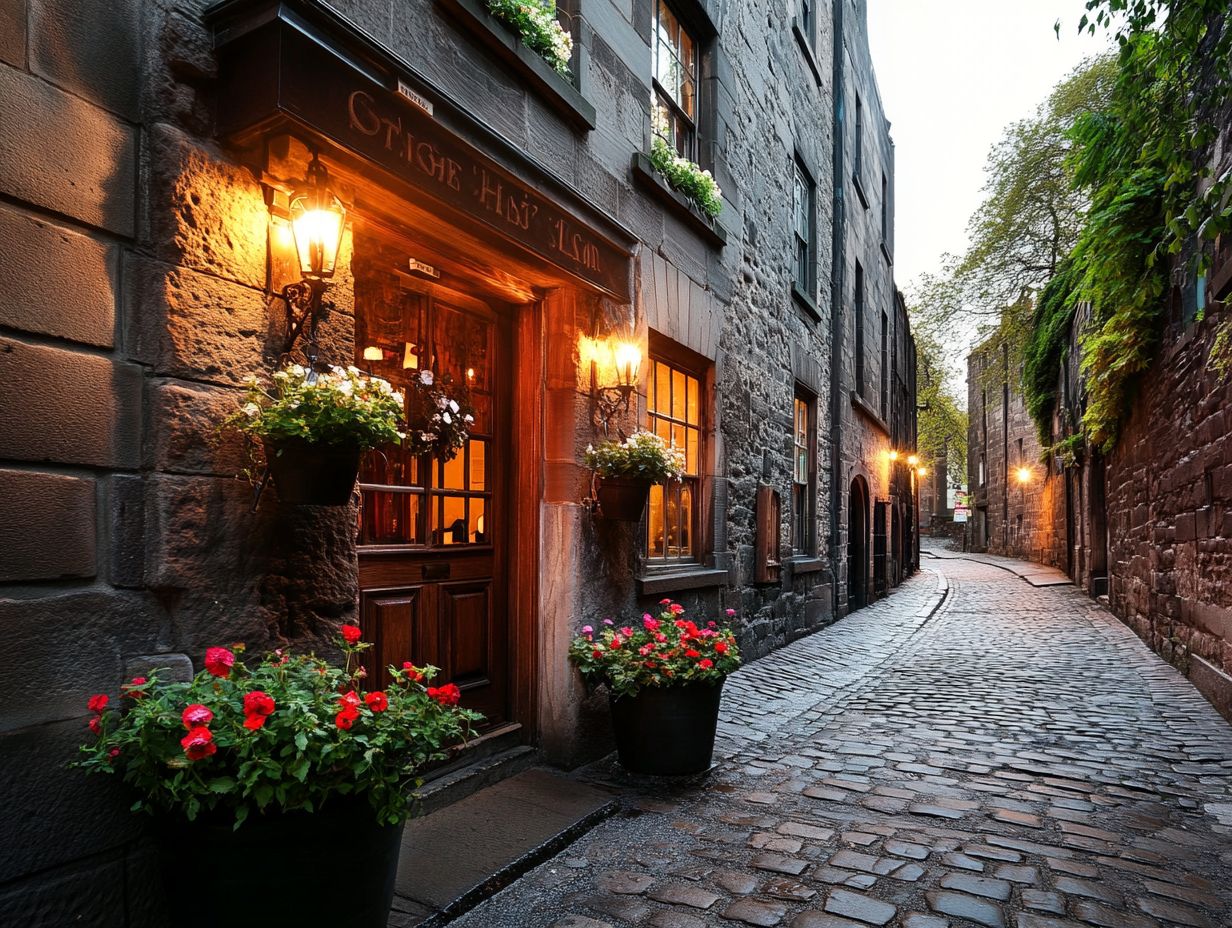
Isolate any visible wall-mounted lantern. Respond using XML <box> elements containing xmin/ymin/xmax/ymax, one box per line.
<box><xmin>277</xmin><ymin>152</ymin><xmax>346</xmax><ymax>359</ymax></box>
<box><xmin>583</xmin><ymin>335</ymin><xmax>642</xmax><ymax>435</ymax></box>
<box><xmin>1015</xmin><ymin>466</ymin><xmax>1033</xmax><ymax>485</ymax></box>
<box><xmin>907</xmin><ymin>453</ymin><xmax>919</xmax><ymax>468</ymax></box>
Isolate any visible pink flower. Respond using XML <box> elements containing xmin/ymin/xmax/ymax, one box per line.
<box><xmin>181</xmin><ymin>704</ymin><xmax>213</xmax><ymax>729</ymax></box>
<box><xmin>581</xmin><ymin>625</ymin><xmax>593</xmax><ymax>635</ymax></box>
<box><xmin>620</xmin><ymin>626</ymin><xmax>634</xmax><ymax>638</ymax></box>
<box><xmin>602</xmin><ymin>619</ymin><xmax>614</xmax><ymax>626</ymax></box>
<box><xmin>669</xmin><ymin>603</ymin><xmax>685</xmax><ymax>615</ymax></box>
<box><xmin>725</xmin><ymin>608</ymin><xmax>736</xmax><ymax>617</ymax></box>
<box><xmin>659</xmin><ymin>598</ymin><xmax>672</xmax><ymax>605</ymax></box>
<box><xmin>643</xmin><ymin>616</ymin><xmax>660</xmax><ymax>631</ymax></box>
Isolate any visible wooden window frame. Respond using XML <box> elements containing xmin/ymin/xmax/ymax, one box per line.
<box><xmin>652</xmin><ymin>0</ymin><xmax>700</xmax><ymax>160</ymax></box>
<box><xmin>854</xmin><ymin>260</ymin><xmax>866</xmax><ymax>396</ymax></box>
<box><xmin>643</xmin><ymin>332</ymin><xmax>714</xmax><ymax>568</ymax></box>
<box><xmin>792</xmin><ymin>388</ymin><xmax>817</xmax><ymax>555</ymax></box>
<box><xmin>793</xmin><ymin>156</ymin><xmax>816</xmax><ymax>298</ymax></box>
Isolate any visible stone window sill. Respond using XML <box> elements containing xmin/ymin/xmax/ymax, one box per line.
<box><xmin>792</xmin><ymin>21</ymin><xmax>823</xmax><ymax>87</ymax></box>
<box><xmin>437</xmin><ymin>0</ymin><xmax>596</xmax><ymax>131</ymax></box>
<box><xmin>850</xmin><ymin>390</ymin><xmax>890</xmax><ymax>437</ymax></box>
<box><xmin>792</xmin><ymin>280</ymin><xmax>822</xmax><ymax>322</ymax></box>
<box><xmin>636</xmin><ymin>567</ymin><xmax>729</xmax><ymax>596</ymax></box>
<box><xmin>788</xmin><ymin>555</ymin><xmax>827</xmax><ymax>575</ymax></box>
<box><xmin>631</xmin><ymin>152</ymin><xmax>729</xmax><ymax>248</ymax></box>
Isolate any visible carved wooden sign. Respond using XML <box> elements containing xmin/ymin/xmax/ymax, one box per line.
<box><xmin>215</xmin><ymin>18</ymin><xmax>631</xmax><ymax>300</ymax></box>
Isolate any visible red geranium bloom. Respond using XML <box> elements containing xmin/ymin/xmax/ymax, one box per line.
<box><xmin>87</xmin><ymin>694</ymin><xmax>108</xmax><ymax>714</ymax></box>
<box><xmin>684</xmin><ymin>649</ymin><xmax>701</xmax><ymax>658</ymax></box>
<box><xmin>592</xmin><ymin>649</ymin><xmax>603</xmax><ymax>659</ymax></box>
<box><xmin>669</xmin><ymin>603</ymin><xmax>685</xmax><ymax>615</ymax></box>
<box><xmin>427</xmin><ymin>683</ymin><xmax>461</xmax><ymax>706</ymax></box>
<box><xmin>401</xmin><ymin>662</ymin><xmax>426</xmax><ymax>682</ymax></box>
<box><xmin>88</xmin><ymin>716</ymin><xmax>101</xmax><ymax>735</ymax></box>
<box><xmin>714</xmin><ymin>641</ymin><xmax>729</xmax><ymax>654</ymax></box>
<box><xmin>181</xmin><ymin>704</ymin><xmax>213</xmax><ymax>729</ymax></box>
<box><xmin>610</xmin><ymin>636</ymin><xmax>623</xmax><ymax>649</ymax></box>
<box><xmin>340</xmin><ymin>624</ymin><xmax>362</xmax><ymax>645</ymax></box>
<box><xmin>180</xmin><ymin>726</ymin><xmax>217</xmax><ymax>761</ymax></box>
<box><xmin>204</xmin><ymin>647</ymin><xmax>234</xmax><ymax>679</ymax></box>
<box><xmin>108</xmin><ymin>748</ymin><xmax>120</xmax><ymax>759</ymax></box>
<box><xmin>364</xmin><ymin>691</ymin><xmax>389</xmax><ymax>712</ymax></box>
<box><xmin>122</xmin><ymin>677</ymin><xmax>147</xmax><ymax>699</ymax></box>
<box><xmin>338</xmin><ymin>690</ymin><xmax>361</xmax><ymax>709</ymax></box>
<box><xmin>335</xmin><ymin>706</ymin><xmax>359</xmax><ymax>730</ymax></box>
<box><xmin>243</xmin><ymin>691</ymin><xmax>276</xmax><ymax>717</ymax></box>
<box><xmin>698</xmin><ymin>658</ymin><xmax>714</xmax><ymax>669</ymax></box>
<box><xmin>243</xmin><ymin>713</ymin><xmax>267</xmax><ymax>730</ymax></box>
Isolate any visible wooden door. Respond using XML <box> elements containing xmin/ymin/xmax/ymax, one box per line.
<box><xmin>356</xmin><ymin>283</ymin><xmax>511</xmax><ymax>726</ymax></box>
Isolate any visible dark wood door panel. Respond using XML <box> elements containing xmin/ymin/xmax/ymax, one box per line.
<box><xmin>361</xmin><ymin>586</ymin><xmax>432</xmax><ymax>688</ymax></box>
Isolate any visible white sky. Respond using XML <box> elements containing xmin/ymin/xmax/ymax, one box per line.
<box><xmin>867</xmin><ymin>1</ymin><xmax>1110</xmax><ymax>292</ymax></box>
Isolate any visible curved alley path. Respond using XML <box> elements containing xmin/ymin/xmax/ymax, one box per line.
<box><xmin>448</xmin><ymin>551</ymin><xmax>1232</xmax><ymax>928</ymax></box>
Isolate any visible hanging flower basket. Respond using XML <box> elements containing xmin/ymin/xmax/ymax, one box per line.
<box><xmin>403</xmin><ymin>368</ymin><xmax>476</xmax><ymax>463</ymax></box>
<box><xmin>595</xmin><ymin>476</ymin><xmax>652</xmax><ymax>521</ymax></box>
<box><xmin>262</xmin><ymin>437</ymin><xmax>361</xmax><ymax>505</ymax></box>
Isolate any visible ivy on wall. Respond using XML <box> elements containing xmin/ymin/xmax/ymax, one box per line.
<box><xmin>1021</xmin><ymin>260</ymin><xmax>1079</xmax><ymax>447</ymax></box>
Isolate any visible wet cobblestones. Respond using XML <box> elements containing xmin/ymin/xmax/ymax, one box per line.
<box><xmin>452</xmin><ymin>551</ymin><xmax>1232</xmax><ymax>928</ymax></box>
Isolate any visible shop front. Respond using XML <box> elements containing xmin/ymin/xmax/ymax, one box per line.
<box><xmin>206</xmin><ymin>0</ymin><xmax>638</xmax><ymax>754</ymax></box>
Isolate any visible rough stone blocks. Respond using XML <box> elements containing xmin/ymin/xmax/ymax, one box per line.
<box><xmin>0</xmin><ymin>469</ymin><xmax>97</xmax><ymax>582</ymax></box>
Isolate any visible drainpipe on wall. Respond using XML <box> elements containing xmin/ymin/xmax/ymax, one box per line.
<box><xmin>828</xmin><ymin>0</ymin><xmax>847</xmax><ymax>618</ymax></box>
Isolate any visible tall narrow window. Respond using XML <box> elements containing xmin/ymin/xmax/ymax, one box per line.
<box><xmin>646</xmin><ymin>352</ymin><xmax>703</xmax><ymax>563</ymax></box>
<box><xmin>880</xmin><ymin>172</ymin><xmax>888</xmax><ymax>242</ymax></box>
<box><xmin>854</xmin><ymin>261</ymin><xmax>865</xmax><ymax>395</ymax></box>
<box><xmin>792</xmin><ymin>391</ymin><xmax>816</xmax><ymax>554</ymax></box>
<box><xmin>652</xmin><ymin>0</ymin><xmax>698</xmax><ymax>158</ymax></box>
<box><xmin>800</xmin><ymin>0</ymin><xmax>814</xmax><ymax>45</ymax></box>
<box><xmin>879</xmin><ymin>310</ymin><xmax>888</xmax><ymax>420</ymax></box>
<box><xmin>854</xmin><ymin>93</ymin><xmax>864</xmax><ymax>182</ymax></box>
<box><xmin>793</xmin><ymin>158</ymin><xmax>815</xmax><ymax>298</ymax></box>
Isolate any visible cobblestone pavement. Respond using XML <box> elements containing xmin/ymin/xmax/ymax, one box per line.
<box><xmin>453</xmin><ymin>551</ymin><xmax>1232</xmax><ymax>928</ymax></box>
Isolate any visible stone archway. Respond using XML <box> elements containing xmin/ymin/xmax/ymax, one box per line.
<box><xmin>848</xmin><ymin>477</ymin><xmax>870</xmax><ymax>612</ymax></box>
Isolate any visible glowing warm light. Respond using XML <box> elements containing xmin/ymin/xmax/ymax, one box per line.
<box><xmin>403</xmin><ymin>342</ymin><xmax>418</xmax><ymax>369</ymax></box>
<box><xmin>888</xmin><ymin>449</ymin><xmax>899</xmax><ymax>462</ymax></box>
<box><xmin>907</xmin><ymin>454</ymin><xmax>919</xmax><ymax>467</ymax></box>
<box><xmin>613</xmin><ymin>341</ymin><xmax>642</xmax><ymax>386</ymax></box>
<box><xmin>288</xmin><ymin>156</ymin><xmax>345</xmax><ymax>280</ymax></box>
<box><xmin>917</xmin><ymin>467</ymin><xmax>928</xmax><ymax>477</ymax></box>
<box><xmin>466</xmin><ymin>367</ymin><xmax>475</xmax><ymax>381</ymax></box>
<box><xmin>1016</xmin><ymin>466</ymin><xmax>1033</xmax><ymax>485</ymax></box>
<box><xmin>362</xmin><ymin>346</ymin><xmax>383</xmax><ymax>362</ymax></box>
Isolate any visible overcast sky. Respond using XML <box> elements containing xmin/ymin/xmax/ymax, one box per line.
<box><xmin>867</xmin><ymin>0</ymin><xmax>1110</xmax><ymax>294</ymax></box>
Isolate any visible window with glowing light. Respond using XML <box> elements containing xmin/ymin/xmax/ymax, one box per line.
<box><xmin>792</xmin><ymin>391</ymin><xmax>816</xmax><ymax>555</ymax></box>
<box><xmin>652</xmin><ymin>0</ymin><xmax>698</xmax><ymax>158</ymax></box>
<box><xmin>646</xmin><ymin>351</ymin><xmax>704</xmax><ymax>563</ymax></box>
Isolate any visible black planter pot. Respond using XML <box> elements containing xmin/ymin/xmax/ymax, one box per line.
<box><xmin>263</xmin><ymin>438</ymin><xmax>361</xmax><ymax>505</ymax></box>
<box><xmin>596</xmin><ymin>476</ymin><xmax>652</xmax><ymax>521</ymax></box>
<box><xmin>609</xmin><ymin>680</ymin><xmax>724</xmax><ymax>775</ymax></box>
<box><xmin>157</xmin><ymin>797</ymin><xmax>402</xmax><ymax>928</ymax></box>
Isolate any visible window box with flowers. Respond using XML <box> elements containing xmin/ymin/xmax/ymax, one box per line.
<box><xmin>632</xmin><ymin>138</ymin><xmax>728</xmax><ymax>247</ymax></box>
<box><xmin>75</xmin><ymin>629</ymin><xmax>481</xmax><ymax>927</ymax></box>
<box><xmin>437</xmin><ymin>0</ymin><xmax>596</xmax><ymax>130</ymax></box>
<box><xmin>585</xmin><ymin>430</ymin><xmax>686</xmax><ymax>521</ymax></box>
<box><xmin>569</xmin><ymin>600</ymin><xmax>741</xmax><ymax>775</ymax></box>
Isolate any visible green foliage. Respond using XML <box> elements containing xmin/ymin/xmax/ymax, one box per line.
<box><xmin>403</xmin><ymin>368</ymin><xmax>476</xmax><ymax>461</ymax></box>
<box><xmin>1043</xmin><ymin>433</ymin><xmax>1085</xmax><ymax>470</ymax></box>
<box><xmin>226</xmin><ymin>363</ymin><xmax>405</xmax><ymax>450</ymax></box>
<box><xmin>912</xmin><ymin>325</ymin><xmax>969</xmax><ymax>487</ymax></box>
<box><xmin>568</xmin><ymin>601</ymin><xmax>741</xmax><ymax>698</ymax></box>
<box><xmin>1021</xmin><ymin>261</ymin><xmax>1079</xmax><ymax>446</ymax></box>
<box><xmin>486</xmin><ymin>0</ymin><xmax>574</xmax><ymax>77</ymax></box>
<box><xmin>649</xmin><ymin>136</ymin><xmax>724</xmax><ymax>218</ymax></box>
<box><xmin>75</xmin><ymin>636</ymin><xmax>481</xmax><ymax>827</ymax></box>
<box><xmin>585</xmin><ymin>430</ymin><xmax>686</xmax><ymax>481</ymax></box>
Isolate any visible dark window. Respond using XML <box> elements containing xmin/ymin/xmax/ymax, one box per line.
<box><xmin>652</xmin><ymin>0</ymin><xmax>698</xmax><ymax>159</ymax></box>
<box><xmin>646</xmin><ymin>351</ymin><xmax>703</xmax><ymax>563</ymax></box>
<box><xmin>854</xmin><ymin>261</ymin><xmax>865</xmax><ymax>395</ymax></box>
<box><xmin>881</xmin><ymin>172</ymin><xmax>888</xmax><ymax>242</ymax></box>
<box><xmin>793</xmin><ymin>158</ymin><xmax>815</xmax><ymax>297</ymax></box>
<box><xmin>879</xmin><ymin>310</ymin><xmax>888</xmax><ymax>420</ymax></box>
<box><xmin>792</xmin><ymin>390</ymin><xmax>816</xmax><ymax>554</ymax></box>
<box><xmin>800</xmin><ymin>0</ymin><xmax>814</xmax><ymax>44</ymax></box>
<box><xmin>854</xmin><ymin>93</ymin><xmax>864</xmax><ymax>182</ymax></box>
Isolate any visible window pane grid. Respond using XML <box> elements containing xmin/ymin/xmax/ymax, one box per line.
<box><xmin>652</xmin><ymin>0</ymin><xmax>698</xmax><ymax>158</ymax></box>
<box><xmin>647</xmin><ymin>356</ymin><xmax>701</xmax><ymax>562</ymax></box>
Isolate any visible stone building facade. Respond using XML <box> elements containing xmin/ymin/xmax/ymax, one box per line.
<box><xmin>0</xmin><ymin>0</ymin><xmax>913</xmax><ymax>918</ymax></box>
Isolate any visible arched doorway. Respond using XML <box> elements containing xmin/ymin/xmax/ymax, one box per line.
<box><xmin>848</xmin><ymin>478</ymin><xmax>869</xmax><ymax>612</ymax></box>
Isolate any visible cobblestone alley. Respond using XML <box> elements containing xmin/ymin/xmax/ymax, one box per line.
<box><xmin>449</xmin><ymin>549</ymin><xmax>1232</xmax><ymax>928</ymax></box>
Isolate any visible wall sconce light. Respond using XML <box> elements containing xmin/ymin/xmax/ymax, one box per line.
<box><xmin>917</xmin><ymin>466</ymin><xmax>928</xmax><ymax>477</ymax></box>
<box><xmin>585</xmin><ymin>336</ymin><xmax>641</xmax><ymax>435</ymax></box>
<box><xmin>1015</xmin><ymin>466</ymin><xmax>1033</xmax><ymax>485</ymax></box>
<box><xmin>888</xmin><ymin>449</ymin><xmax>899</xmax><ymax>462</ymax></box>
<box><xmin>907</xmin><ymin>453</ymin><xmax>919</xmax><ymax>467</ymax></box>
<box><xmin>278</xmin><ymin>152</ymin><xmax>346</xmax><ymax>358</ymax></box>
<box><xmin>362</xmin><ymin>346</ymin><xmax>384</xmax><ymax>362</ymax></box>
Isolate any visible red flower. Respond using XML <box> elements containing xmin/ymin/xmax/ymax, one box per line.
<box><xmin>364</xmin><ymin>691</ymin><xmax>389</xmax><ymax>712</ymax></box>
<box><xmin>335</xmin><ymin>707</ymin><xmax>359</xmax><ymax>730</ymax></box>
<box><xmin>685</xmin><ymin>649</ymin><xmax>701</xmax><ymax>659</ymax></box>
<box><xmin>698</xmin><ymin>658</ymin><xmax>714</xmax><ymax>669</ymax></box>
<box><xmin>243</xmin><ymin>691</ymin><xmax>276</xmax><ymax>718</ymax></box>
<box><xmin>108</xmin><ymin>748</ymin><xmax>120</xmax><ymax>760</ymax></box>
<box><xmin>122</xmin><ymin>677</ymin><xmax>147</xmax><ymax>699</ymax></box>
<box><xmin>87</xmin><ymin>694</ymin><xmax>108</xmax><ymax>714</ymax></box>
<box><xmin>243</xmin><ymin>714</ymin><xmax>267</xmax><ymax>730</ymax></box>
<box><xmin>88</xmin><ymin>716</ymin><xmax>101</xmax><ymax>735</ymax></box>
<box><xmin>204</xmin><ymin>647</ymin><xmax>234</xmax><ymax>679</ymax></box>
<box><xmin>338</xmin><ymin>690</ymin><xmax>361</xmax><ymax>709</ymax></box>
<box><xmin>401</xmin><ymin>662</ymin><xmax>425</xmax><ymax>683</ymax></box>
<box><xmin>714</xmin><ymin>641</ymin><xmax>729</xmax><ymax>654</ymax></box>
<box><xmin>180</xmin><ymin>726</ymin><xmax>217</xmax><ymax>761</ymax></box>
<box><xmin>669</xmin><ymin>603</ymin><xmax>685</xmax><ymax>615</ymax></box>
<box><xmin>659</xmin><ymin>598</ymin><xmax>672</xmax><ymax>605</ymax></box>
<box><xmin>182</xmin><ymin>704</ymin><xmax>213</xmax><ymax>729</ymax></box>
<box><xmin>340</xmin><ymin>624</ymin><xmax>362</xmax><ymax>645</ymax></box>
<box><xmin>427</xmin><ymin>683</ymin><xmax>461</xmax><ymax>706</ymax></box>
<box><xmin>610</xmin><ymin>636</ymin><xmax>623</xmax><ymax>649</ymax></box>
<box><xmin>592</xmin><ymin>649</ymin><xmax>603</xmax><ymax>659</ymax></box>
